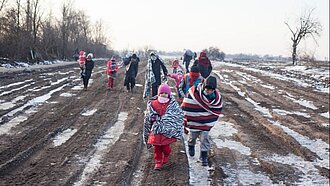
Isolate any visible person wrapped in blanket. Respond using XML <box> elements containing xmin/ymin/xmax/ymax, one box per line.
<box><xmin>181</xmin><ymin>76</ymin><xmax>223</xmax><ymax>166</ymax></box>
<box><xmin>143</xmin><ymin>52</ymin><xmax>168</xmax><ymax>99</ymax></box>
<box><xmin>143</xmin><ymin>84</ymin><xmax>183</xmax><ymax>170</ymax></box>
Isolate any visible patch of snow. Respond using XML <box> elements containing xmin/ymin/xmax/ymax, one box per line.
<box><xmin>0</xmin><ymin>96</ymin><xmax>26</xmax><ymax>110</ymax></box>
<box><xmin>74</xmin><ymin>112</ymin><xmax>128</xmax><ymax>186</ymax></box>
<box><xmin>53</xmin><ymin>128</ymin><xmax>77</xmax><ymax>147</ymax></box>
<box><xmin>0</xmin><ymin>115</ymin><xmax>28</xmax><ymax>135</ymax></box>
<box><xmin>0</xmin><ymin>85</ymin><xmax>67</xmax><ymax>135</ymax></box>
<box><xmin>60</xmin><ymin>93</ymin><xmax>75</xmax><ymax>97</ymax></box>
<box><xmin>264</xmin><ymin>153</ymin><xmax>329</xmax><ymax>185</ymax></box>
<box><xmin>81</xmin><ymin>109</ymin><xmax>97</xmax><ymax>116</ymax></box>
<box><xmin>269</xmin><ymin>120</ymin><xmax>329</xmax><ymax>169</ymax></box>
<box><xmin>320</xmin><ymin>111</ymin><xmax>329</xmax><ymax>119</ymax></box>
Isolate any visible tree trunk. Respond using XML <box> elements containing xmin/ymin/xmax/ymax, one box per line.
<box><xmin>292</xmin><ymin>41</ymin><xmax>297</xmax><ymax>65</ymax></box>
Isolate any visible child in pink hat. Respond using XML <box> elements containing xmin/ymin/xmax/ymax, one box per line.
<box><xmin>143</xmin><ymin>84</ymin><xmax>183</xmax><ymax>170</ymax></box>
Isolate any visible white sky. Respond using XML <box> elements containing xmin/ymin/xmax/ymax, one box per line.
<box><xmin>47</xmin><ymin>0</ymin><xmax>329</xmax><ymax>59</ymax></box>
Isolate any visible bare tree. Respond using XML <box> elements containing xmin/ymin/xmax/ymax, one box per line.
<box><xmin>285</xmin><ymin>9</ymin><xmax>322</xmax><ymax>65</ymax></box>
<box><xmin>0</xmin><ymin>0</ymin><xmax>8</xmax><ymax>12</ymax></box>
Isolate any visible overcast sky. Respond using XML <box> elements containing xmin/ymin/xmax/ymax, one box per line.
<box><xmin>48</xmin><ymin>0</ymin><xmax>329</xmax><ymax>59</ymax></box>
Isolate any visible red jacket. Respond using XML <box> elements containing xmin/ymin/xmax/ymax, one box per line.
<box><xmin>106</xmin><ymin>61</ymin><xmax>118</xmax><ymax>75</ymax></box>
<box><xmin>147</xmin><ymin>99</ymin><xmax>177</xmax><ymax>145</ymax></box>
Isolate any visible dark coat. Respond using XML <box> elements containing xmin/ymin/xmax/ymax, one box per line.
<box><xmin>125</xmin><ymin>57</ymin><xmax>139</xmax><ymax>78</ymax></box>
<box><xmin>151</xmin><ymin>58</ymin><xmax>168</xmax><ymax>85</ymax></box>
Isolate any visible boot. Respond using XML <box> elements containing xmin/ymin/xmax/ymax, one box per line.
<box><xmin>200</xmin><ymin>151</ymin><xmax>208</xmax><ymax>166</ymax></box>
<box><xmin>154</xmin><ymin>160</ymin><xmax>162</xmax><ymax>170</ymax></box>
<box><xmin>188</xmin><ymin>145</ymin><xmax>195</xmax><ymax>157</ymax></box>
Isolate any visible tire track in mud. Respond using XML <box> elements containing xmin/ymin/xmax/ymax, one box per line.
<box><xmin>211</xmin><ymin>69</ymin><xmax>329</xmax><ymax>184</ymax></box>
<box><xmin>0</xmin><ymin>62</ymin><xmax>127</xmax><ymax>185</ymax></box>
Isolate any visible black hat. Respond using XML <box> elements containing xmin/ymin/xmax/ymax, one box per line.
<box><xmin>132</xmin><ymin>54</ymin><xmax>137</xmax><ymax>59</ymax></box>
<box><xmin>190</xmin><ymin>65</ymin><xmax>200</xmax><ymax>73</ymax></box>
<box><xmin>204</xmin><ymin>76</ymin><xmax>217</xmax><ymax>90</ymax></box>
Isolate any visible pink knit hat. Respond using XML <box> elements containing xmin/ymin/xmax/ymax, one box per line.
<box><xmin>158</xmin><ymin>84</ymin><xmax>171</xmax><ymax>96</ymax></box>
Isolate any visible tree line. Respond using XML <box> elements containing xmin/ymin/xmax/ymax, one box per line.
<box><xmin>0</xmin><ymin>0</ymin><xmax>113</xmax><ymax>61</ymax></box>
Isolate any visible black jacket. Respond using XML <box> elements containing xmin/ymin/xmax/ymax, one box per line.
<box><xmin>126</xmin><ymin>57</ymin><xmax>139</xmax><ymax>78</ymax></box>
<box><xmin>85</xmin><ymin>59</ymin><xmax>94</xmax><ymax>71</ymax></box>
<box><xmin>151</xmin><ymin>58</ymin><xmax>168</xmax><ymax>85</ymax></box>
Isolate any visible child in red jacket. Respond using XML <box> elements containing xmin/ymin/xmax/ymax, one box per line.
<box><xmin>78</xmin><ymin>50</ymin><xmax>86</xmax><ymax>78</ymax></box>
<box><xmin>106</xmin><ymin>56</ymin><xmax>118</xmax><ymax>90</ymax></box>
<box><xmin>143</xmin><ymin>84</ymin><xmax>183</xmax><ymax>170</ymax></box>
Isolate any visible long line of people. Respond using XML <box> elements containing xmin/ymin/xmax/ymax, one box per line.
<box><xmin>76</xmin><ymin>50</ymin><xmax>223</xmax><ymax>171</ymax></box>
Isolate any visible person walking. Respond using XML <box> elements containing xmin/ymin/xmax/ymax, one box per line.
<box><xmin>124</xmin><ymin>53</ymin><xmax>139</xmax><ymax>93</ymax></box>
<box><xmin>82</xmin><ymin>53</ymin><xmax>94</xmax><ymax>90</ymax></box>
<box><xmin>178</xmin><ymin>66</ymin><xmax>204</xmax><ymax>103</ymax></box>
<box><xmin>183</xmin><ymin>49</ymin><xmax>194</xmax><ymax>73</ymax></box>
<box><xmin>143</xmin><ymin>52</ymin><xmax>168</xmax><ymax>99</ymax></box>
<box><xmin>167</xmin><ymin>70</ymin><xmax>184</xmax><ymax>97</ymax></box>
<box><xmin>106</xmin><ymin>56</ymin><xmax>118</xmax><ymax>90</ymax></box>
<box><xmin>181</xmin><ymin>76</ymin><xmax>223</xmax><ymax>166</ymax></box>
<box><xmin>197</xmin><ymin>51</ymin><xmax>212</xmax><ymax>78</ymax></box>
<box><xmin>143</xmin><ymin>84</ymin><xmax>183</xmax><ymax>170</ymax></box>
<box><xmin>171</xmin><ymin>59</ymin><xmax>179</xmax><ymax>73</ymax></box>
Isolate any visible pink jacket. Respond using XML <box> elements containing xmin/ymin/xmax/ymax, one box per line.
<box><xmin>167</xmin><ymin>73</ymin><xmax>183</xmax><ymax>88</ymax></box>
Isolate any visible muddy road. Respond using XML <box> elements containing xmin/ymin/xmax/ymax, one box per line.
<box><xmin>0</xmin><ymin>59</ymin><xmax>329</xmax><ymax>185</ymax></box>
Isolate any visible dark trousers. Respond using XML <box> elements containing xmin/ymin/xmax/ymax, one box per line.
<box><xmin>184</xmin><ymin>61</ymin><xmax>190</xmax><ymax>73</ymax></box>
<box><xmin>126</xmin><ymin>76</ymin><xmax>135</xmax><ymax>91</ymax></box>
<box><xmin>83</xmin><ymin>70</ymin><xmax>92</xmax><ymax>88</ymax></box>
<box><xmin>152</xmin><ymin>84</ymin><xmax>159</xmax><ymax>97</ymax></box>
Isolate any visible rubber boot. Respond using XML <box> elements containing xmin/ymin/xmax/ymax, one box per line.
<box><xmin>188</xmin><ymin>145</ymin><xmax>195</xmax><ymax>157</ymax></box>
<box><xmin>201</xmin><ymin>151</ymin><xmax>208</xmax><ymax>166</ymax></box>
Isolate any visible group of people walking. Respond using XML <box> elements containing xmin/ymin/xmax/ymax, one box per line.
<box><xmin>143</xmin><ymin>51</ymin><xmax>223</xmax><ymax>170</ymax></box>
<box><xmin>76</xmin><ymin>50</ymin><xmax>223</xmax><ymax>171</ymax></box>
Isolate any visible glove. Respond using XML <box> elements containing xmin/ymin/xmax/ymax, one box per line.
<box><xmin>184</xmin><ymin>127</ymin><xmax>189</xmax><ymax>134</ymax></box>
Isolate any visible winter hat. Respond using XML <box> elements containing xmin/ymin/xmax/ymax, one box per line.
<box><xmin>158</xmin><ymin>84</ymin><xmax>171</xmax><ymax>96</ymax></box>
<box><xmin>111</xmin><ymin>56</ymin><xmax>116</xmax><ymax>61</ymax></box>
<box><xmin>204</xmin><ymin>76</ymin><xmax>217</xmax><ymax>90</ymax></box>
<box><xmin>87</xmin><ymin>53</ymin><xmax>93</xmax><ymax>59</ymax></box>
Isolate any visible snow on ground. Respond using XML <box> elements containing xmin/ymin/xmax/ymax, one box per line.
<box><xmin>0</xmin><ymin>85</ymin><xmax>66</xmax><ymax>135</ymax></box>
<box><xmin>214</xmin><ymin>62</ymin><xmax>329</xmax><ymax>93</ymax></box>
<box><xmin>74</xmin><ymin>112</ymin><xmax>128</xmax><ymax>186</ymax></box>
<box><xmin>210</xmin><ymin>119</ymin><xmax>273</xmax><ymax>185</ymax></box>
<box><xmin>53</xmin><ymin>128</ymin><xmax>78</xmax><ymax>147</ymax></box>
<box><xmin>213</xmin><ymin>65</ymin><xmax>329</xmax><ymax>184</ymax></box>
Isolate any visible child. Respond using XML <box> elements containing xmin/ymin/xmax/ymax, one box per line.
<box><xmin>78</xmin><ymin>50</ymin><xmax>86</xmax><ymax>78</ymax></box>
<box><xmin>143</xmin><ymin>84</ymin><xmax>183</xmax><ymax>170</ymax></box>
<box><xmin>171</xmin><ymin>59</ymin><xmax>179</xmax><ymax>73</ymax></box>
<box><xmin>106</xmin><ymin>56</ymin><xmax>118</xmax><ymax>90</ymax></box>
<box><xmin>167</xmin><ymin>70</ymin><xmax>184</xmax><ymax>97</ymax></box>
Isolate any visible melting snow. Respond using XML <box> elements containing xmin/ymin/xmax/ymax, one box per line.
<box><xmin>320</xmin><ymin>111</ymin><xmax>330</xmax><ymax>119</ymax></box>
<box><xmin>264</xmin><ymin>153</ymin><xmax>329</xmax><ymax>185</ymax></box>
<box><xmin>0</xmin><ymin>85</ymin><xmax>66</xmax><ymax>135</ymax></box>
<box><xmin>81</xmin><ymin>109</ymin><xmax>97</xmax><ymax>116</ymax></box>
<box><xmin>60</xmin><ymin>93</ymin><xmax>75</xmax><ymax>97</ymax></box>
<box><xmin>53</xmin><ymin>128</ymin><xmax>78</xmax><ymax>146</ymax></box>
<box><xmin>74</xmin><ymin>112</ymin><xmax>128</xmax><ymax>186</ymax></box>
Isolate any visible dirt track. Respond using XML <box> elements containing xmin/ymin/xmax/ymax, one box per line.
<box><xmin>0</xmin><ymin>59</ymin><xmax>329</xmax><ymax>185</ymax></box>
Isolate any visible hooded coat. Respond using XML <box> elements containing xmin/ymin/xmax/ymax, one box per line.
<box><xmin>198</xmin><ymin>52</ymin><xmax>212</xmax><ymax>78</ymax></box>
